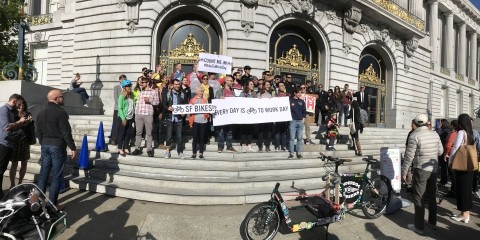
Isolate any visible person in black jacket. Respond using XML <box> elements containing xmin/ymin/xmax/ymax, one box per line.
<box><xmin>316</xmin><ymin>83</ymin><xmax>328</xmax><ymax>125</ymax></box>
<box><xmin>163</xmin><ymin>79</ymin><xmax>188</xmax><ymax>159</ymax></box>
<box><xmin>36</xmin><ymin>89</ymin><xmax>76</xmax><ymax>208</ymax></box>
<box><xmin>347</xmin><ymin>100</ymin><xmax>362</xmax><ymax>156</ymax></box>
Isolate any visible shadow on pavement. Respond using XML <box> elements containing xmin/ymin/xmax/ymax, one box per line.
<box><xmin>385</xmin><ymin>189</ymin><xmax>480</xmax><ymax>240</ymax></box>
<box><xmin>364</xmin><ymin>222</ymin><xmax>400</xmax><ymax>240</ymax></box>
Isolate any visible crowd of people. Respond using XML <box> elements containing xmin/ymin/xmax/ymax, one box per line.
<box><xmin>401</xmin><ymin>113</ymin><xmax>479</xmax><ymax>234</ymax></box>
<box><xmin>107</xmin><ymin>64</ymin><xmax>371</xmax><ymax>159</ymax></box>
<box><xmin>0</xmin><ymin>90</ymin><xmax>76</xmax><ymax>210</ymax></box>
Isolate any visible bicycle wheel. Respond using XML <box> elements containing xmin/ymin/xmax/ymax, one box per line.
<box><xmin>361</xmin><ymin>175</ymin><xmax>392</xmax><ymax>219</ymax></box>
<box><xmin>240</xmin><ymin>202</ymin><xmax>280</xmax><ymax>240</ymax></box>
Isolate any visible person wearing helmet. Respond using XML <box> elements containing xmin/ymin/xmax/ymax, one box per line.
<box><xmin>117</xmin><ymin>79</ymin><xmax>135</xmax><ymax>156</ymax></box>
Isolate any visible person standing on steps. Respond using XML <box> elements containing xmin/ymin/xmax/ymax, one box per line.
<box><xmin>0</xmin><ymin>94</ymin><xmax>28</xmax><ymax>197</ymax></box>
<box><xmin>347</xmin><ymin>100</ymin><xmax>362</xmax><ymax>156</ymax></box>
<box><xmin>117</xmin><ymin>80</ymin><xmax>135</xmax><ymax>156</ymax></box>
<box><xmin>401</xmin><ymin>114</ymin><xmax>443</xmax><ymax>234</ymax></box>
<box><xmin>131</xmin><ymin>78</ymin><xmax>160</xmax><ymax>157</ymax></box>
<box><xmin>163</xmin><ymin>79</ymin><xmax>188</xmax><ymax>159</ymax></box>
<box><xmin>288</xmin><ymin>87</ymin><xmax>306</xmax><ymax>160</ymax></box>
<box><xmin>36</xmin><ymin>90</ymin><xmax>76</xmax><ymax>208</ymax></box>
<box><xmin>109</xmin><ymin>74</ymin><xmax>126</xmax><ymax>145</ymax></box>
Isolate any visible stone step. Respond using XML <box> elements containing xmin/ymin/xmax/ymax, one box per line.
<box><xmin>69</xmin><ymin>177</ymin><xmax>327</xmax><ymax>205</ymax></box>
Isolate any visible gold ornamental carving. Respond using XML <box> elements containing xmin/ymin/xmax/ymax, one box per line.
<box><xmin>169</xmin><ymin>33</ymin><xmax>206</xmax><ymax>58</ymax></box>
<box><xmin>359</xmin><ymin>64</ymin><xmax>382</xmax><ymax>84</ymax></box>
<box><xmin>276</xmin><ymin>44</ymin><xmax>310</xmax><ymax>70</ymax></box>
<box><xmin>371</xmin><ymin>0</ymin><xmax>425</xmax><ymax>31</ymax></box>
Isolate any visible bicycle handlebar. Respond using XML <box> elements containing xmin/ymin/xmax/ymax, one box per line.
<box><xmin>0</xmin><ymin>199</ymin><xmax>27</xmax><ymax>209</ymax></box>
<box><xmin>318</xmin><ymin>152</ymin><xmax>352</xmax><ymax>164</ymax></box>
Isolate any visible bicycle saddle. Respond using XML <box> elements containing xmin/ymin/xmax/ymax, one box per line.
<box><xmin>305</xmin><ymin>196</ymin><xmax>335</xmax><ymax>218</ymax></box>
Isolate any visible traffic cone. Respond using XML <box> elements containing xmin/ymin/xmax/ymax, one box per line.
<box><xmin>94</xmin><ymin>121</ymin><xmax>108</xmax><ymax>151</ymax></box>
<box><xmin>78</xmin><ymin>134</ymin><xmax>90</xmax><ymax>169</ymax></box>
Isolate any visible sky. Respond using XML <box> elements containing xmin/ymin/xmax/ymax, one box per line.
<box><xmin>471</xmin><ymin>0</ymin><xmax>480</xmax><ymax>10</ymax></box>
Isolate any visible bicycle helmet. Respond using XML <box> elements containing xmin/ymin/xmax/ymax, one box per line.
<box><xmin>121</xmin><ymin>79</ymin><xmax>132</xmax><ymax>88</ymax></box>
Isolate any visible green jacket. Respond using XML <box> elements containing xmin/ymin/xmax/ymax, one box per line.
<box><xmin>118</xmin><ymin>94</ymin><xmax>135</xmax><ymax>121</ymax></box>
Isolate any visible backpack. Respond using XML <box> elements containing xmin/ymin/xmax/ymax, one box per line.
<box><xmin>359</xmin><ymin>109</ymin><xmax>368</xmax><ymax>125</ymax></box>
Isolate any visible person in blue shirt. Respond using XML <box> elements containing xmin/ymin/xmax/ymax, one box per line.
<box><xmin>288</xmin><ymin>87</ymin><xmax>306</xmax><ymax>159</ymax></box>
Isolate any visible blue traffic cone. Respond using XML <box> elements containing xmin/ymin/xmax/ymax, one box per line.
<box><xmin>78</xmin><ymin>134</ymin><xmax>90</xmax><ymax>169</ymax></box>
<box><xmin>94</xmin><ymin>121</ymin><xmax>108</xmax><ymax>151</ymax></box>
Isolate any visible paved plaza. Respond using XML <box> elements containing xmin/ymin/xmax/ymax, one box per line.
<box><xmin>47</xmin><ymin>185</ymin><xmax>479</xmax><ymax>240</ymax></box>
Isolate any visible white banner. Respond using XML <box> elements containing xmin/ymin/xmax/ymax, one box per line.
<box><xmin>212</xmin><ymin>97</ymin><xmax>292</xmax><ymax>126</ymax></box>
<box><xmin>380</xmin><ymin>147</ymin><xmax>402</xmax><ymax>193</ymax></box>
<box><xmin>172</xmin><ymin>104</ymin><xmax>216</xmax><ymax>114</ymax></box>
<box><xmin>198</xmin><ymin>53</ymin><xmax>232</xmax><ymax>74</ymax></box>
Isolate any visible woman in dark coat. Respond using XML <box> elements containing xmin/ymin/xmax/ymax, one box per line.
<box><xmin>347</xmin><ymin>100</ymin><xmax>362</xmax><ymax>156</ymax></box>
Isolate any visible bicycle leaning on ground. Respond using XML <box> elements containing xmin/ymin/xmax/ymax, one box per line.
<box><xmin>319</xmin><ymin>152</ymin><xmax>393</xmax><ymax>219</ymax></box>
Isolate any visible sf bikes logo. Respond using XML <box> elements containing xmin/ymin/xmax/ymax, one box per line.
<box><xmin>343</xmin><ymin>181</ymin><xmax>361</xmax><ymax>203</ymax></box>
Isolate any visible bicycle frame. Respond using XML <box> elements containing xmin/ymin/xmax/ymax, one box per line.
<box><xmin>269</xmin><ymin>183</ymin><xmax>346</xmax><ymax>233</ymax></box>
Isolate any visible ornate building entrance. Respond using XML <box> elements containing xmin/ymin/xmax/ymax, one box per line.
<box><xmin>156</xmin><ymin>16</ymin><xmax>221</xmax><ymax>76</ymax></box>
<box><xmin>268</xmin><ymin>22</ymin><xmax>324</xmax><ymax>87</ymax></box>
<box><xmin>358</xmin><ymin>48</ymin><xmax>387</xmax><ymax>126</ymax></box>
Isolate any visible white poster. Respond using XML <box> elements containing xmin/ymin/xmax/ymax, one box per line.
<box><xmin>212</xmin><ymin>97</ymin><xmax>292</xmax><ymax>126</ymax></box>
<box><xmin>172</xmin><ymin>104</ymin><xmax>216</xmax><ymax>114</ymax></box>
<box><xmin>198</xmin><ymin>53</ymin><xmax>233</xmax><ymax>74</ymax></box>
<box><xmin>380</xmin><ymin>147</ymin><xmax>402</xmax><ymax>193</ymax></box>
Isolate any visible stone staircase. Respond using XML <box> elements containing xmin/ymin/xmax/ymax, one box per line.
<box><xmin>8</xmin><ymin>115</ymin><xmax>410</xmax><ymax>205</ymax></box>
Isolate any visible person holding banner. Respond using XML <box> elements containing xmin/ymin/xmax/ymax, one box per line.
<box><xmin>288</xmin><ymin>87</ymin><xmax>307</xmax><ymax>159</ymax></box>
<box><xmin>257</xmin><ymin>81</ymin><xmax>277</xmax><ymax>152</ymax></box>
<box><xmin>274</xmin><ymin>82</ymin><xmax>290</xmax><ymax>151</ymax></box>
<box><xmin>300</xmin><ymin>84</ymin><xmax>315</xmax><ymax>145</ymax></box>
<box><xmin>189</xmin><ymin>87</ymin><xmax>209</xmax><ymax>159</ymax></box>
<box><xmin>163</xmin><ymin>79</ymin><xmax>188</xmax><ymax>159</ymax></box>
<box><xmin>239</xmin><ymin>80</ymin><xmax>257</xmax><ymax>152</ymax></box>
<box><xmin>187</xmin><ymin>64</ymin><xmax>203</xmax><ymax>91</ymax></box>
<box><xmin>215</xmin><ymin>75</ymin><xmax>237</xmax><ymax>153</ymax></box>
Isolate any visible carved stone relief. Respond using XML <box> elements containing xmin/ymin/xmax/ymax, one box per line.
<box><xmin>240</xmin><ymin>0</ymin><xmax>258</xmax><ymax>37</ymax></box>
<box><xmin>404</xmin><ymin>37</ymin><xmax>418</xmax><ymax>73</ymax></box>
<box><xmin>117</xmin><ymin>0</ymin><xmax>140</xmax><ymax>33</ymax></box>
<box><xmin>33</xmin><ymin>32</ymin><xmax>43</xmax><ymax>43</ymax></box>
<box><xmin>270</xmin><ymin>0</ymin><xmax>314</xmax><ymax>16</ymax></box>
<box><xmin>342</xmin><ymin>4</ymin><xmax>362</xmax><ymax>55</ymax></box>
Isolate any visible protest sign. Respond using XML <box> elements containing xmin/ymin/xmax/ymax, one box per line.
<box><xmin>302</xmin><ymin>94</ymin><xmax>316</xmax><ymax>113</ymax></box>
<box><xmin>212</xmin><ymin>97</ymin><xmax>292</xmax><ymax>126</ymax></box>
<box><xmin>380</xmin><ymin>147</ymin><xmax>402</xmax><ymax>193</ymax></box>
<box><xmin>172</xmin><ymin>104</ymin><xmax>216</xmax><ymax>114</ymax></box>
<box><xmin>198</xmin><ymin>53</ymin><xmax>232</xmax><ymax>74</ymax></box>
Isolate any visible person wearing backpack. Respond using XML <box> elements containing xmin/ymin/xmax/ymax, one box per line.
<box><xmin>354</xmin><ymin>86</ymin><xmax>369</xmax><ymax>133</ymax></box>
<box><xmin>347</xmin><ymin>100</ymin><xmax>362</xmax><ymax>156</ymax></box>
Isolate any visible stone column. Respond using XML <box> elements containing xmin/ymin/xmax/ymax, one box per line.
<box><xmin>41</xmin><ymin>0</ymin><xmax>48</xmax><ymax>14</ymax></box>
<box><xmin>445</xmin><ymin>12</ymin><xmax>454</xmax><ymax>70</ymax></box>
<box><xmin>24</xmin><ymin>0</ymin><xmax>33</xmax><ymax>15</ymax></box>
<box><xmin>429</xmin><ymin>0</ymin><xmax>438</xmax><ymax>65</ymax></box>
<box><xmin>459</xmin><ymin>22</ymin><xmax>467</xmax><ymax>75</ymax></box>
<box><xmin>469</xmin><ymin>32</ymin><xmax>477</xmax><ymax>79</ymax></box>
<box><xmin>410</xmin><ymin>0</ymin><xmax>424</xmax><ymax>19</ymax></box>
<box><xmin>393</xmin><ymin>0</ymin><xmax>408</xmax><ymax>9</ymax></box>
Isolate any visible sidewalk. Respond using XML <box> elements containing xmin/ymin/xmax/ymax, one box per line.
<box><xmin>3</xmin><ymin>179</ymin><xmax>479</xmax><ymax>239</ymax></box>
<box><xmin>56</xmin><ymin>185</ymin><xmax>479</xmax><ymax>240</ymax></box>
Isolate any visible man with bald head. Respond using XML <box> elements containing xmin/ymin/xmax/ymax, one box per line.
<box><xmin>36</xmin><ymin>89</ymin><xmax>76</xmax><ymax>208</ymax></box>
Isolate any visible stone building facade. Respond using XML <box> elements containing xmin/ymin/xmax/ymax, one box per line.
<box><xmin>21</xmin><ymin>0</ymin><xmax>480</xmax><ymax>128</ymax></box>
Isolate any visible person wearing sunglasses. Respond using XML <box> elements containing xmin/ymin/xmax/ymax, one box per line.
<box><xmin>132</xmin><ymin>78</ymin><xmax>160</xmax><ymax>157</ymax></box>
